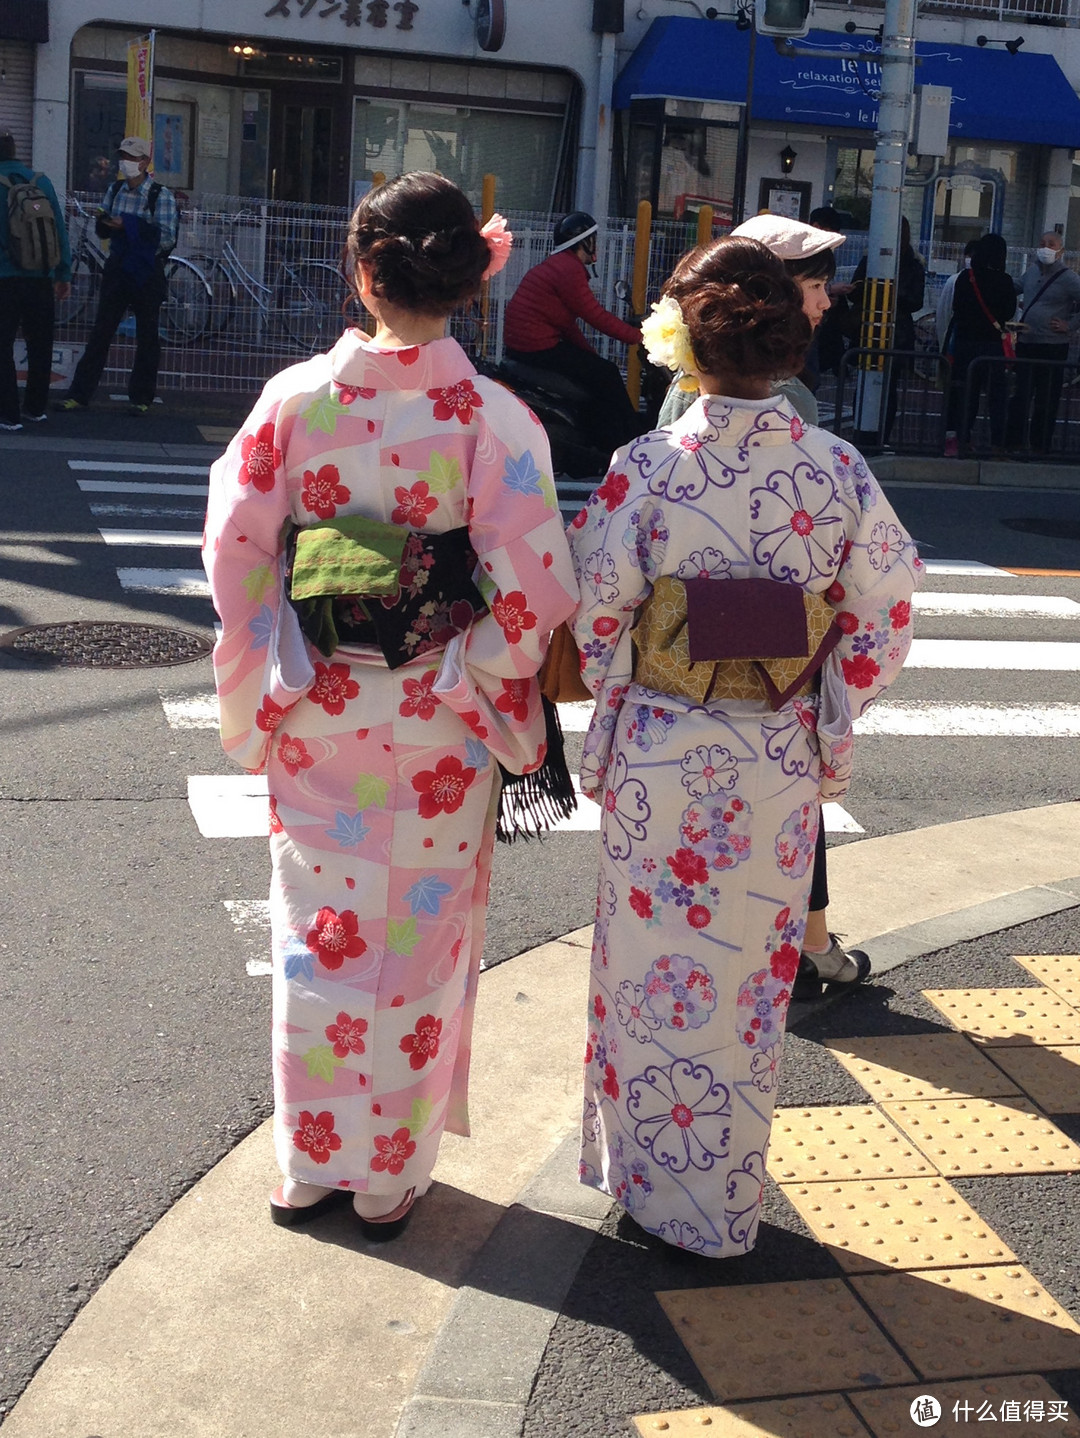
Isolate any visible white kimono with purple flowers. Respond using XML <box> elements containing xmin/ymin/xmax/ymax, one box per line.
<box><xmin>569</xmin><ymin>392</ymin><xmax>920</xmax><ymax>1257</ymax></box>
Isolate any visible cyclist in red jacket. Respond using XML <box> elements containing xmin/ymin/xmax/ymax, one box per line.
<box><xmin>504</xmin><ymin>211</ymin><xmax>643</xmax><ymax>460</ymax></box>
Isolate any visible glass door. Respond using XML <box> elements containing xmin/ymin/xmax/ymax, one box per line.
<box><xmin>272</xmin><ymin>95</ymin><xmax>335</xmax><ymax>204</ymax></box>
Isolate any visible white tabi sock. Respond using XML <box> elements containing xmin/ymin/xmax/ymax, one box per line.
<box><xmin>282</xmin><ymin>1178</ymin><xmax>337</xmax><ymax>1207</ymax></box>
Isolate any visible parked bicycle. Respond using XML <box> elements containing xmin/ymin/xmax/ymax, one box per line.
<box><xmin>56</xmin><ymin>197</ymin><xmax>214</xmax><ymax>346</ymax></box>
<box><xmin>185</xmin><ymin>210</ymin><xmax>353</xmax><ymax>353</ymax></box>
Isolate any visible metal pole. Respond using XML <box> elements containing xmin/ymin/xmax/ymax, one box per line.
<box><xmin>853</xmin><ymin>0</ymin><xmax>918</xmax><ymax>439</ymax></box>
<box><xmin>732</xmin><ymin>26</ymin><xmax>757</xmax><ymax>227</ymax></box>
<box><xmin>626</xmin><ymin>199</ymin><xmax>652</xmax><ymax>407</ymax></box>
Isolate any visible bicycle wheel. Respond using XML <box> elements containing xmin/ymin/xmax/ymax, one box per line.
<box><xmin>161</xmin><ymin>256</ymin><xmax>213</xmax><ymax>345</ymax></box>
<box><xmin>55</xmin><ymin>253</ymin><xmax>97</xmax><ymax>329</ymax></box>
<box><xmin>277</xmin><ymin>261</ymin><xmax>349</xmax><ymax>353</ymax></box>
<box><xmin>194</xmin><ymin>256</ymin><xmax>236</xmax><ymax>336</ymax></box>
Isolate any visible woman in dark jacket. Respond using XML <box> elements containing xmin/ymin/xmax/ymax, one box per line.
<box><xmin>944</xmin><ymin>232</ymin><xmax>1017</xmax><ymax>455</ymax></box>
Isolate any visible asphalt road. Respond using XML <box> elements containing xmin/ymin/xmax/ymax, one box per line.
<box><xmin>2</xmin><ymin>418</ymin><xmax>1080</xmax><ymax>1418</ymax></box>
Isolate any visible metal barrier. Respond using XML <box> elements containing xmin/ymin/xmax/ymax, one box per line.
<box><xmin>827</xmin><ymin>347</ymin><xmax>953</xmax><ymax>453</ymax></box>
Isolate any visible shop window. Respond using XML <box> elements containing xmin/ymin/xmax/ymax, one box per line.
<box><xmin>352</xmin><ymin>99</ymin><xmax>563</xmax><ymax>211</ymax></box>
<box><xmin>832</xmin><ymin>146</ymin><xmax>875</xmax><ymax>229</ymax></box>
<box><xmin>70</xmin><ymin>72</ymin><xmax>128</xmax><ymax>193</ymax></box>
<box><xmin>242</xmin><ymin>51</ymin><xmax>342</xmax><ymax>82</ymax></box>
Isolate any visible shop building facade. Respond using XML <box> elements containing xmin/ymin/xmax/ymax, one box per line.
<box><xmin>8</xmin><ymin>0</ymin><xmax>1080</xmax><ymax>257</ymax></box>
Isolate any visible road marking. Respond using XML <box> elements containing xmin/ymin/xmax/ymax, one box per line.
<box><xmin>187</xmin><ymin>774</ymin><xmax>269</xmax><ymax>837</ymax></box>
<box><xmin>822</xmin><ymin>802</ymin><xmax>864</xmax><ymax>834</ymax></box>
<box><xmin>856</xmin><ymin>702</ymin><xmax>1080</xmax><ymax>736</ymax></box>
<box><xmin>162</xmin><ymin>691</ymin><xmax>219</xmax><ymax>728</ymax></box>
<box><xmin>914</xmin><ymin>592</ymin><xmax>1080</xmax><ymax>619</ymax></box>
<box><xmin>90</xmin><ymin>502</ymin><xmax>207</xmax><ymax>520</ymax></box>
<box><xmin>78</xmin><ymin>479</ymin><xmax>208</xmax><ymax>496</ymax></box>
<box><xmin>1005</xmin><ymin>567</ymin><xmax>1080</xmax><ymax>578</ymax></box>
<box><xmin>69</xmin><ymin>460</ymin><xmax>208</xmax><ymax>475</ymax></box>
<box><xmin>921</xmin><ymin>560</ymin><xmax>1016</xmax><ymax>577</ymax></box>
<box><xmin>118</xmin><ymin>568</ymin><xmax>210</xmax><ymax>597</ymax></box>
<box><xmin>99</xmin><ymin>529</ymin><xmax>203</xmax><ymax>548</ymax></box>
<box><xmin>223</xmin><ymin>899</ymin><xmax>273</xmax><ymax>976</ymax></box>
<box><xmin>907</xmin><ymin>638</ymin><xmax>1080</xmax><ymax>670</ymax></box>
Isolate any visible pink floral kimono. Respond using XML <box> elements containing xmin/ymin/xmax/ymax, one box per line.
<box><xmin>203</xmin><ymin>330</ymin><xmax>576</xmax><ymax>1195</ymax></box>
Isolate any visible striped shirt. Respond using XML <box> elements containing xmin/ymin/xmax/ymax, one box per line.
<box><xmin>101</xmin><ymin>175</ymin><xmax>179</xmax><ymax>257</ymax></box>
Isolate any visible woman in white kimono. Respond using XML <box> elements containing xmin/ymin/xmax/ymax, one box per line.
<box><xmin>568</xmin><ymin>237</ymin><xmax>920</xmax><ymax>1257</ymax></box>
<box><xmin>204</xmin><ymin>174</ymin><xmax>576</xmax><ymax>1238</ymax></box>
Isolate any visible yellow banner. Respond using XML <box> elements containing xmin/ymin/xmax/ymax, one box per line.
<box><xmin>125</xmin><ymin>33</ymin><xmax>155</xmax><ymax>155</ymax></box>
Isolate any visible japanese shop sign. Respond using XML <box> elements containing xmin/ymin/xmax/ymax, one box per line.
<box><xmin>264</xmin><ymin>0</ymin><xmax>419</xmax><ymax>26</ymax></box>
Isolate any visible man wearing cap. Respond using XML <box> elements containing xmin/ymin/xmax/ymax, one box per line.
<box><xmin>60</xmin><ymin>138</ymin><xmax>179</xmax><ymax>416</ymax></box>
<box><xmin>504</xmin><ymin>210</ymin><xmax>643</xmax><ymax>459</ymax></box>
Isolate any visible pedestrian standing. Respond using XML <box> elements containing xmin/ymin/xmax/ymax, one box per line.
<box><xmin>1005</xmin><ymin>231</ymin><xmax>1080</xmax><ymax>454</ymax></box>
<box><xmin>943</xmin><ymin>232</ymin><xmax>1016</xmax><ymax>456</ymax></box>
<box><xmin>0</xmin><ymin>131</ymin><xmax>72</xmax><ymax>432</ymax></box>
<box><xmin>60</xmin><ymin>138</ymin><xmax>178</xmax><ymax>416</ymax></box>
<box><xmin>569</xmin><ymin>236</ymin><xmax>919</xmax><ymax>1257</ymax></box>
<box><xmin>203</xmin><ymin>173</ymin><xmax>576</xmax><ymax>1238</ymax></box>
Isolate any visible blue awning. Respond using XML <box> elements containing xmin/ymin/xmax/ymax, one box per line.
<box><xmin>613</xmin><ymin>16</ymin><xmax>1080</xmax><ymax>148</ymax></box>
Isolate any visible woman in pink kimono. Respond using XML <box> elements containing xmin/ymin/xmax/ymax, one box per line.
<box><xmin>568</xmin><ymin>237</ymin><xmax>920</xmax><ymax>1257</ymax></box>
<box><xmin>203</xmin><ymin>173</ymin><xmax>577</xmax><ymax>1238</ymax></box>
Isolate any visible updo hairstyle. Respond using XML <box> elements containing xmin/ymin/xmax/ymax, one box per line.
<box><xmin>664</xmin><ymin>236</ymin><xmax>811</xmax><ymax>381</ymax></box>
<box><xmin>346</xmin><ymin>172</ymin><xmax>490</xmax><ymax>318</ymax></box>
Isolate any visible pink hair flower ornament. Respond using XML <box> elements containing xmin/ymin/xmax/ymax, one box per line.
<box><xmin>480</xmin><ymin>213</ymin><xmax>513</xmax><ymax>279</ymax></box>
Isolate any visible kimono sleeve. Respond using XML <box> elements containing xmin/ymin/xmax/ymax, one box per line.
<box><xmin>202</xmin><ymin>387</ymin><xmax>314</xmax><ymax>773</ymax></box>
<box><xmin>432</xmin><ymin>381</ymin><xmax>578</xmax><ymax>772</ymax></box>
<box><xmin>566</xmin><ymin>454</ymin><xmax>655</xmax><ymax>797</ymax></box>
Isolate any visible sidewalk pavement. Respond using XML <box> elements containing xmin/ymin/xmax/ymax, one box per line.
<box><xmin>6</xmin><ymin>801</ymin><xmax>1080</xmax><ymax>1438</ymax></box>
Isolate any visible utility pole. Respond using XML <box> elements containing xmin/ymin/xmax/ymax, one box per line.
<box><xmin>853</xmin><ymin>0</ymin><xmax>918</xmax><ymax>440</ymax></box>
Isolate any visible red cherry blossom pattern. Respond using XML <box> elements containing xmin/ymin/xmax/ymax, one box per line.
<box><xmin>399</xmin><ymin>671</ymin><xmax>439</xmax><ymax>721</ymax></box>
<box><xmin>325</xmin><ymin>1011</ymin><xmax>368</xmax><ymax>1058</ymax></box>
<box><xmin>411</xmin><ymin>755</ymin><xmax>476</xmax><ymax>819</ymax></box>
<box><xmin>306</xmin><ymin>907</ymin><xmax>367</xmax><ymax>971</ymax></box>
<box><xmin>239</xmin><ymin>422</ymin><xmax>281</xmax><ymax>493</ymax></box>
<box><xmin>301</xmin><ymin>464</ymin><xmax>351</xmax><ymax>519</ymax></box>
<box><xmin>292</xmin><ymin>1109</ymin><xmax>341</xmax><ymax>1164</ymax></box>
<box><xmin>371</xmin><ymin>1126</ymin><xmax>416</xmax><ymax>1175</ymax></box>
<box><xmin>495</xmin><ymin>678</ymin><xmax>530</xmax><ymax>724</ymax></box>
<box><xmin>256</xmin><ymin>694</ymin><xmax>287</xmax><ymax>734</ymax></box>
<box><xmin>276</xmin><ymin>733</ymin><xmax>314</xmax><ymax>777</ymax></box>
<box><xmin>399</xmin><ymin>1014</ymin><xmax>442</xmax><ymax>1071</ymax></box>
<box><xmin>391</xmin><ymin>481</ymin><xmax>438</xmax><ymax>528</ymax></box>
<box><xmin>308</xmin><ymin>661</ymin><xmax>361</xmax><ymax>716</ymax></box>
<box><xmin>490</xmin><ymin>590</ymin><xmax>537</xmax><ymax>644</ymax></box>
<box><xmin>427</xmin><ymin>379</ymin><xmax>483</xmax><ymax>424</ymax></box>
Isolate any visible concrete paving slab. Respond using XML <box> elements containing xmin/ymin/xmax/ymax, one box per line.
<box><xmin>825</xmin><ymin>1033</ymin><xmax>1022</xmax><ymax>1101</ymax></box>
<box><xmin>632</xmin><ymin>1393</ymin><xmax>866</xmax><ymax>1436</ymax></box>
<box><xmin>767</xmin><ymin>1106</ymin><xmax>938</xmax><ymax>1183</ymax></box>
<box><xmin>922</xmin><ymin>986</ymin><xmax>1080</xmax><ymax>1046</ymax></box>
<box><xmin>782</xmin><ymin>1176</ymin><xmax>1015</xmax><ymax>1274</ymax></box>
<box><xmin>880</xmin><ymin>1097</ymin><xmax>1080</xmax><ymax>1176</ymax></box>
<box><xmin>655</xmin><ymin>1278</ymin><xmax>917</xmax><ymax>1400</ymax></box>
<box><xmin>850</xmin><ymin>1263</ymin><xmax>1080</xmax><ymax>1380</ymax></box>
<box><xmin>849</xmin><ymin>1375</ymin><xmax>1073</xmax><ymax>1434</ymax></box>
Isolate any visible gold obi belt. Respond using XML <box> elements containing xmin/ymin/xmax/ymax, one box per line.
<box><xmin>632</xmin><ymin>576</ymin><xmax>841</xmax><ymax>711</ymax></box>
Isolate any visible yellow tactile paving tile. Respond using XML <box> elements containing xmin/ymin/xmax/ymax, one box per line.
<box><xmin>850</xmin><ymin>1264</ymin><xmax>1080</xmax><ymax>1379</ymax></box>
<box><xmin>922</xmin><ymin>987</ymin><xmax>1080</xmax><ymax>1046</ymax></box>
<box><xmin>655</xmin><ymin>1278</ymin><xmax>916</xmax><ymax>1400</ymax></box>
<box><xmin>782</xmin><ymin>1177</ymin><xmax>1016</xmax><ymax>1273</ymax></box>
<box><xmin>1015</xmin><ymin>954</ymin><xmax>1080</xmax><ymax>1007</ymax></box>
<box><xmin>632</xmin><ymin>1393</ymin><xmax>866</xmax><ymax>1436</ymax></box>
<box><xmin>850</xmin><ymin>1374</ymin><xmax>1073</xmax><ymax>1435</ymax></box>
<box><xmin>989</xmin><ymin>1044</ymin><xmax>1080</xmax><ymax>1113</ymax></box>
<box><xmin>766</xmin><ymin>1106</ymin><xmax>938</xmax><ymax>1183</ymax></box>
<box><xmin>879</xmin><ymin>1096</ymin><xmax>1080</xmax><ymax>1176</ymax></box>
<box><xmin>826</xmin><ymin>1033</ymin><xmax>1022</xmax><ymax>1101</ymax></box>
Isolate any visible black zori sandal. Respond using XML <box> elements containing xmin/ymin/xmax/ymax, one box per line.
<box><xmin>354</xmin><ymin>1187</ymin><xmax>418</xmax><ymax>1243</ymax></box>
<box><xmin>269</xmin><ymin>1184</ymin><xmax>349</xmax><ymax>1227</ymax></box>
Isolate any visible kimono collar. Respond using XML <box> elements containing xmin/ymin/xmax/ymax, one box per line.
<box><xmin>670</xmin><ymin>390</ymin><xmax>804</xmax><ymax>448</ymax></box>
<box><xmin>329</xmin><ymin>329</ymin><xmax>475</xmax><ymax>393</ymax></box>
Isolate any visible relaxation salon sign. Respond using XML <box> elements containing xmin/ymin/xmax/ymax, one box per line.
<box><xmin>263</xmin><ymin>0</ymin><xmax>419</xmax><ymax>25</ymax></box>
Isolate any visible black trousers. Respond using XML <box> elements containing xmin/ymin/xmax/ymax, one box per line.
<box><xmin>0</xmin><ymin>275</ymin><xmax>55</xmax><ymax>424</ymax></box>
<box><xmin>946</xmin><ymin>339</ymin><xmax>1009</xmax><ymax>447</ymax></box>
<box><xmin>808</xmin><ymin>820</ymin><xmax>828</xmax><ymax>913</ymax></box>
<box><xmin>506</xmin><ymin>341</ymin><xmax>641</xmax><ymax>458</ymax></box>
<box><xmin>1005</xmin><ymin>342</ymin><xmax>1069</xmax><ymax>453</ymax></box>
<box><xmin>68</xmin><ymin>263</ymin><xmax>166</xmax><ymax>407</ymax></box>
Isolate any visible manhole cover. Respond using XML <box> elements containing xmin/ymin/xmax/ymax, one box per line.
<box><xmin>0</xmin><ymin>621</ymin><xmax>214</xmax><ymax>669</ymax></box>
<box><xmin>1001</xmin><ymin>517</ymin><xmax>1080</xmax><ymax>541</ymax></box>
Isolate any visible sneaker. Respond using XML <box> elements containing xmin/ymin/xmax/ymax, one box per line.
<box><xmin>943</xmin><ymin>433</ymin><xmax>958</xmax><ymax>458</ymax></box>
<box><xmin>128</xmin><ymin>403</ymin><xmax>150</xmax><ymax>415</ymax></box>
<box><xmin>0</xmin><ymin>421</ymin><xmax>23</xmax><ymax>432</ymax></box>
<box><xmin>57</xmin><ymin>398</ymin><xmax>87</xmax><ymax>411</ymax></box>
<box><xmin>23</xmin><ymin>412</ymin><xmax>47</xmax><ymax>423</ymax></box>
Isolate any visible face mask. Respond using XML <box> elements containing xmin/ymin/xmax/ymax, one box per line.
<box><xmin>1036</xmin><ymin>247</ymin><xmax>1059</xmax><ymax>265</ymax></box>
<box><xmin>963</xmin><ymin>257</ymin><xmax>972</xmax><ymax>268</ymax></box>
<box><xmin>118</xmin><ymin>159</ymin><xmax>142</xmax><ymax>180</ymax></box>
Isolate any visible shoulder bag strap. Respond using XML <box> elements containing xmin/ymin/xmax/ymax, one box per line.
<box><xmin>967</xmin><ymin>271</ymin><xmax>1007</xmax><ymax>338</ymax></box>
<box><xmin>1023</xmin><ymin>266</ymin><xmax>1067</xmax><ymax>317</ymax></box>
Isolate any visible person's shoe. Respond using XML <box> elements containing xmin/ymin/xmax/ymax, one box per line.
<box><xmin>353</xmin><ymin>1186</ymin><xmax>420</xmax><ymax>1243</ymax></box>
<box><xmin>128</xmin><ymin>403</ymin><xmax>150</xmax><ymax>415</ymax></box>
<box><xmin>943</xmin><ymin>432</ymin><xmax>958</xmax><ymax>458</ymax></box>
<box><xmin>812</xmin><ymin>935</ymin><xmax>872</xmax><ymax>990</ymax></box>
<box><xmin>57</xmin><ymin>398</ymin><xmax>87</xmax><ymax>411</ymax></box>
<box><xmin>22</xmin><ymin>412</ymin><xmax>47</xmax><ymax>423</ymax></box>
<box><xmin>269</xmin><ymin>1179</ymin><xmax>348</xmax><ymax>1227</ymax></box>
<box><xmin>791</xmin><ymin>954</ymin><xmax>822</xmax><ymax>1002</ymax></box>
<box><xmin>0</xmin><ymin>421</ymin><xmax>23</xmax><ymax>432</ymax></box>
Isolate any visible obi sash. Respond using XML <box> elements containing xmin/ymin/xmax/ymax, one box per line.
<box><xmin>283</xmin><ymin>516</ymin><xmax>487</xmax><ymax>668</ymax></box>
<box><xmin>632</xmin><ymin>576</ymin><xmax>841</xmax><ymax>711</ymax></box>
